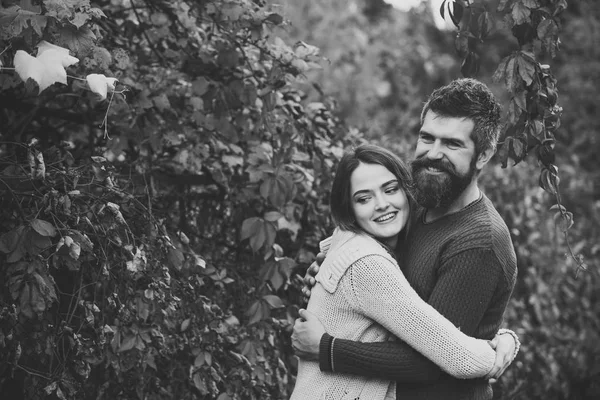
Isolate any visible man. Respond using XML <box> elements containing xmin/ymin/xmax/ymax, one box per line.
<box><xmin>293</xmin><ymin>78</ymin><xmax>519</xmax><ymax>399</ymax></box>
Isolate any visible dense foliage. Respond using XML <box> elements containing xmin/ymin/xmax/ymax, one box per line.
<box><xmin>0</xmin><ymin>0</ymin><xmax>598</xmax><ymax>399</ymax></box>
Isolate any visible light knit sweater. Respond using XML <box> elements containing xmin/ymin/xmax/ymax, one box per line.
<box><xmin>290</xmin><ymin>229</ymin><xmax>496</xmax><ymax>400</ymax></box>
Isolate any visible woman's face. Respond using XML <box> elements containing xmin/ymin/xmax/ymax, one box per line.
<box><xmin>350</xmin><ymin>162</ymin><xmax>410</xmax><ymax>249</ymax></box>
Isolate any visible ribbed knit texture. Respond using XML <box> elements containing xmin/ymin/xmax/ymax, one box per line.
<box><xmin>290</xmin><ymin>229</ymin><xmax>497</xmax><ymax>400</ymax></box>
<box><xmin>321</xmin><ymin>194</ymin><xmax>518</xmax><ymax>400</ymax></box>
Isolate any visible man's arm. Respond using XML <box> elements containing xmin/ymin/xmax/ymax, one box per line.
<box><xmin>320</xmin><ymin>249</ymin><xmax>502</xmax><ymax>381</ymax></box>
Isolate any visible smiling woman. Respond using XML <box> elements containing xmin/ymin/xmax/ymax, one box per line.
<box><xmin>350</xmin><ymin>163</ymin><xmax>410</xmax><ymax>249</ymax></box>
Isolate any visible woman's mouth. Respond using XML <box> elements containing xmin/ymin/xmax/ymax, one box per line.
<box><xmin>374</xmin><ymin>212</ymin><xmax>397</xmax><ymax>223</ymax></box>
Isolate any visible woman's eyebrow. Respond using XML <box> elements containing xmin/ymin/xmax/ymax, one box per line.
<box><xmin>352</xmin><ymin>179</ymin><xmax>398</xmax><ymax>197</ymax></box>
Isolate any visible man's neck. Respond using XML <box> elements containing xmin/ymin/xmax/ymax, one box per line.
<box><xmin>425</xmin><ymin>182</ymin><xmax>481</xmax><ymax>223</ymax></box>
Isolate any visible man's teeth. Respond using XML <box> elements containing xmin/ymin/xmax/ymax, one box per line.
<box><xmin>375</xmin><ymin>213</ymin><xmax>395</xmax><ymax>222</ymax></box>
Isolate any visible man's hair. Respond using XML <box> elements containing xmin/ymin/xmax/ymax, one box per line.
<box><xmin>420</xmin><ymin>78</ymin><xmax>502</xmax><ymax>156</ymax></box>
<box><xmin>330</xmin><ymin>144</ymin><xmax>413</xmax><ymax>233</ymax></box>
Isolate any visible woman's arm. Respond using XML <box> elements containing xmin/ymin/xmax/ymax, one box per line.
<box><xmin>343</xmin><ymin>254</ymin><xmax>496</xmax><ymax>379</ymax></box>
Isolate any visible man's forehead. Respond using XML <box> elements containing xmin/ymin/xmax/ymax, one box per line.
<box><xmin>421</xmin><ymin>111</ymin><xmax>475</xmax><ymax>140</ymax></box>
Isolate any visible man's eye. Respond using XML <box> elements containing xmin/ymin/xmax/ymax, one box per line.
<box><xmin>419</xmin><ymin>134</ymin><xmax>433</xmax><ymax>142</ymax></box>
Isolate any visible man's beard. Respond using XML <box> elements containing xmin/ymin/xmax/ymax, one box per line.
<box><xmin>410</xmin><ymin>156</ymin><xmax>477</xmax><ymax>209</ymax></box>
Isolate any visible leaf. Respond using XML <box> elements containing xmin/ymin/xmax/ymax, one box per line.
<box><xmin>118</xmin><ymin>334</ymin><xmax>137</xmax><ymax>352</ymax></box>
<box><xmin>264</xmin><ymin>13</ymin><xmax>284</xmax><ymax>25</ymax></box>
<box><xmin>31</xmin><ymin>219</ymin><xmax>57</xmax><ymax>237</ymax></box>
<box><xmin>262</xmin><ymin>294</ymin><xmax>284</xmax><ymax>309</ymax></box>
<box><xmin>181</xmin><ymin>318</ymin><xmax>191</xmax><ymax>332</ymax></box>
<box><xmin>478</xmin><ymin>12</ymin><xmax>493</xmax><ymax>38</ymax></box>
<box><xmin>493</xmin><ymin>56</ymin><xmax>510</xmax><ymax>83</ymax></box>
<box><xmin>516</xmin><ymin>54</ymin><xmax>536</xmax><ymax>86</ymax></box>
<box><xmin>167</xmin><ymin>248</ymin><xmax>185</xmax><ymax>270</ymax></box>
<box><xmin>513</xmin><ymin>91</ymin><xmax>526</xmax><ymax>111</ymax></box>
<box><xmin>57</xmin><ymin>24</ymin><xmax>96</xmax><ymax>55</ymax></box>
<box><xmin>86</xmin><ymin>74</ymin><xmax>118</xmax><ymax>100</ymax></box>
<box><xmin>511</xmin><ymin>2</ymin><xmax>531</xmax><ymax>25</ymax></box>
<box><xmin>37</xmin><ymin>41</ymin><xmax>79</xmax><ymax>67</ymax></box>
<box><xmin>14</xmin><ymin>44</ymin><xmax>79</xmax><ymax>93</ymax></box>
<box><xmin>505</xmin><ymin>56</ymin><xmax>518</xmax><ymax>93</ymax></box>
<box><xmin>246</xmin><ymin>300</ymin><xmax>263</xmax><ymax>325</ymax></box>
<box><xmin>510</xmin><ymin>137</ymin><xmax>526</xmax><ymax>164</ymax></box>
<box><xmin>241</xmin><ymin>217</ymin><xmax>261</xmax><ymax>241</ymax></box>
<box><xmin>554</xmin><ymin>211</ymin><xmax>573</xmax><ymax>232</ymax></box>
<box><xmin>260</xmin><ymin>172</ymin><xmax>296</xmax><ymax>208</ymax></box>
<box><xmin>454</xmin><ymin>32</ymin><xmax>469</xmax><ymax>58</ymax></box>
<box><xmin>522</xmin><ymin>0</ymin><xmax>539</xmax><ymax>7</ymax></box>
<box><xmin>192</xmin><ymin>77</ymin><xmax>210</xmax><ymax>95</ymax></box>
<box><xmin>497</xmin><ymin>0</ymin><xmax>512</xmax><ymax>11</ymax></box>
<box><xmin>448</xmin><ymin>1</ymin><xmax>464</xmax><ymax>27</ymax></box>
<box><xmin>27</xmin><ymin>231</ymin><xmax>52</xmax><ymax>256</ymax></box>
<box><xmin>0</xmin><ymin>226</ymin><xmax>25</xmax><ymax>254</ymax></box>
<box><xmin>537</xmin><ymin>18</ymin><xmax>558</xmax><ymax>39</ymax></box>
<box><xmin>264</xmin><ymin>211</ymin><xmax>283</xmax><ymax>222</ymax></box>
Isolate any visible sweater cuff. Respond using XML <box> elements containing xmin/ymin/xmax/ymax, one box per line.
<box><xmin>319</xmin><ymin>333</ymin><xmax>334</xmax><ymax>372</ymax></box>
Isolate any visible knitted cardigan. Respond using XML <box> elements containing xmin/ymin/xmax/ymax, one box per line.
<box><xmin>290</xmin><ymin>229</ymin><xmax>496</xmax><ymax>400</ymax></box>
<box><xmin>317</xmin><ymin>194</ymin><xmax>518</xmax><ymax>400</ymax></box>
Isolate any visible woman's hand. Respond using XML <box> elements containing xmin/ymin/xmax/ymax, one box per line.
<box><xmin>485</xmin><ymin>332</ymin><xmax>517</xmax><ymax>381</ymax></box>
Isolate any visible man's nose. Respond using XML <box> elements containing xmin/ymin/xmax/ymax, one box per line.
<box><xmin>426</xmin><ymin>140</ymin><xmax>444</xmax><ymax>160</ymax></box>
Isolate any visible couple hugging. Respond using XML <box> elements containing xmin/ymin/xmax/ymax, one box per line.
<box><xmin>289</xmin><ymin>78</ymin><xmax>519</xmax><ymax>400</ymax></box>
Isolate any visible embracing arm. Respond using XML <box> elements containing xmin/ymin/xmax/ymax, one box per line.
<box><xmin>321</xmin><ymin>249</ymin><xmax>503</xmax><ymax>382</ymax></box>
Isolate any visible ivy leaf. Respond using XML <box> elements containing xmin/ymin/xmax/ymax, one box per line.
<box><xmin>86</xmin><ymin>73</ymin><xmax>118</xmax><ymax>100</ymax></box>
<box><xmin>260</xmin><ymin>172</ymin><xmax>296</xmax><ymax>208</ymax></box>
<box><xmin>264</xmin><ymin>13</ymin><xmax>284</xmax><ymax>25</ymax></box>
<box><xmin>241</xmin><ymin>217</ymin><xmax>261</xmax><ymax>241</ymax></box>
<box><xmin>31</xmin><ymin>219</ymin><xmax>57</xmax><ymax>237</ymax></box>
<box><xmin>492</xmin><ymin>56</ymin><xmax>510</xmax><ymax>84</ymax></box>
<box><xmin>262</xmin><ymin>294</ymin><xmax>284</xmax><ymax>309</ymax></box>
<box><xmin>448</xmin><ymin>1</ymin><xmax>464</xmax><ymax>28</ymax></box>
<box><xmin>511</xmin><ymin>2</ymin><xmax>531</xmax><ymax>25</ymax></box>
<box><xmin>516</xmin><ymin>54</ymin><xmax>536</xmax><ymax>86</ymax></box>
<box><xmin>118</xmin><ymin>333</ymin><xmax>137</xmax><ymax>352</ymax></box>
<box><xmin>0</xmin><ymin>226</ymin><xmax>26</xmax><ymax>254</ymax></box>
<box><xmin>14</xmin><ymin>43</ymin><xmax>79</xmax><ymax>93</ymax></box>
<box><xmin>57</xmin><ymin>24</ymin><xmax>96</xmax><ymax>56</ymax></box>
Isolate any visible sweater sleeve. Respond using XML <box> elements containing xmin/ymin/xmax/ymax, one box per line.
<box><xmin>321</xmin><ymin>249</ymin><xmax>502</xmax><ymax>381</ymax></box>
<box><xmin>334</xmin><ymin>251</ymin><xmax>497</xmax><ymax>380</ymax></box>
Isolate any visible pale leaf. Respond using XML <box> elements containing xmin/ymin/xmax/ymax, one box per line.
<box><xmin>37</xmin><ymin>41</ymin><xmax>79</xmax><ymax>67</ymax></box>
<box><xmin>14</xmin><ymin>50</ymin><xmax>44</xmax><ymax>90</ymax></box>
<box><xmin>86</xmin><ymin>73</ymin><xmax>118</xmax><ymax>100</ymax></box>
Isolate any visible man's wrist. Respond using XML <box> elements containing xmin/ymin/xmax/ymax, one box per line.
<box><xmin>319</xmin><ymin>333</ymin><xmax>335</xmax><ymax>372</ymax></box>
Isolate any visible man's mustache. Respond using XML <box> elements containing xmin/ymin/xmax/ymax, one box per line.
<box><xmin>411</xmin><ymin>157</ymin><xmax>457</xmax><ymax>175</ymax></box>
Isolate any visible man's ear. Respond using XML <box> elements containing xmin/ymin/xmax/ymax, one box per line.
<box><xmin>476</xmin><ymin>147</ymin><xmax>495</xmax><ymax>170</ymax></box>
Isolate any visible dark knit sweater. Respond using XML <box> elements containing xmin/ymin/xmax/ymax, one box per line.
<box><xmin>319</xmin><ymin>193</ymin><xmax>517</xmax><ymax>400</ymax></box>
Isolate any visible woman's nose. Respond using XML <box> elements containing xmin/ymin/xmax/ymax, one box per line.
<box><xmin>374</xmin><ymin>195</ymin><xmax>389</xmax><ymax>211</ymax></box>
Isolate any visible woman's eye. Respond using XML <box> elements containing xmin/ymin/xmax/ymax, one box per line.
<box><xmin>385</xmin><ymin>186</ymin><xmax>399</xmax><ymax>194</ymax></box>
<box><xmin>355</xmin><ymin>197</ymin><xmax>370</xmax><ymax>204</ymax></box>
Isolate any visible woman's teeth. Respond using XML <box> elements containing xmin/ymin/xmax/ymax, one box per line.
<box><xmin>375</xmin><ymin>213</ymin><xmax>395</xmax><ymax>222</ymax></box>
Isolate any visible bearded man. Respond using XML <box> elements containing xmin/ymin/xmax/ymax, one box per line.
<box><xmin>293</xmin><ymin>78</ymin><xmax>519</xmax><ymax>400</ymax></box>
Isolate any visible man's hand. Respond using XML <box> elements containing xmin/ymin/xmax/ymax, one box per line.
<box><xmin>291</xmin><ymin>309</ymin><xmax>326</xmax><ymax>361</ymax></box>
<box><xmin>485</xmin><ymin>332</ymin><xmax>517</xmax><ymax>381</ymax></box>
<box><xmin>301</xmin><ymin>252</ymin><xmax>325</xmax><ymax>302</ymax></box>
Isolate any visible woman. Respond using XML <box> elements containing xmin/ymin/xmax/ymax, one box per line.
<box><xmin>290</xmin><ymin>144</ymin><xmax>503</xmax><ymax>400</ymax></box>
